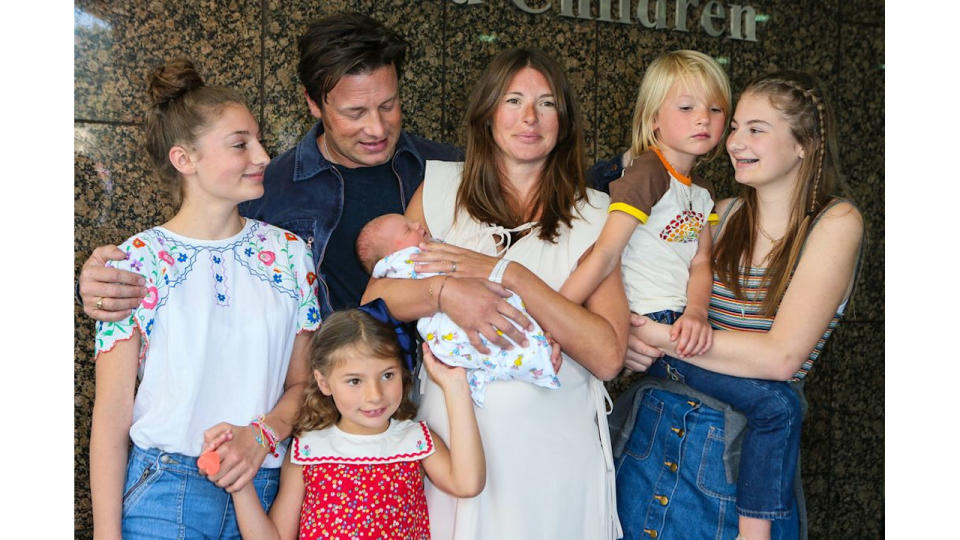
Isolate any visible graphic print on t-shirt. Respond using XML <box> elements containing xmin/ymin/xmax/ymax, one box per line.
<box><xmin>659</xmin><ymin>208</ymin><xmax>705</xmax><ymax>243</ymax></box>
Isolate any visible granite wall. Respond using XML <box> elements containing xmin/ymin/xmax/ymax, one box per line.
<box><xmin>75</xmin><ymin>0</ymin><xmax>884</xmax><ymax>537</ymax></box>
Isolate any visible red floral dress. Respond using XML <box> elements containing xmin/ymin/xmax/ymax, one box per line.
<box><xmin>291</xmin><ymin>420</ymin><xmax>435</xmax><ymax>539</ymax></box>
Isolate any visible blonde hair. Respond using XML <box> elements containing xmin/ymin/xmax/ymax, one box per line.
<box><xmin>630</xmin><ymin>50</ymin><xmax>731</xmax><ymax>162</ymax></box>
<box><xmin>713</xmin><ymin>71</ymin><xmax>846</xmax><ymax>314</ymax></box>
<box><xmin>292</xmin><ymin>309</ymin><xmax>417</xmax><ymax>436</ymax></box>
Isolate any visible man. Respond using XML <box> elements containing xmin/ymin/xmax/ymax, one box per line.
<box><xmin>241</xmin><ymin>12</ymin><xmax>465</xmax><ymax>315</ymax></box>
<box><xmin>79</xmin><ymin>12</ymin><xmax>530</xmax><ymax>348</ymax></box>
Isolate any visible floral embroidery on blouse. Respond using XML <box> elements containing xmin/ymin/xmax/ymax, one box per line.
<box><xmin>211</xmin><ymin>252</ymin><xmax>230</xmax><ymax>306</ymax></box>
<box><xmin>94</xmin><ymin>220</ymin><xmax>320</xmax><ymax>362</ymax></box>
<box><xmin>239</xmin><ymin>226</ymin><xmax>315</xmax><ymax>305</ymax></box>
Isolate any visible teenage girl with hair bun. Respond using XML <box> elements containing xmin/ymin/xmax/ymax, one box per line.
<box><xmin>89</xmin><ymin>59</ymin><xmax>320</xmax><ymax>539</ymax></box>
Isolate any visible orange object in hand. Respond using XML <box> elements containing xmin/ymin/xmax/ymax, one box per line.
<box><xmin>197</xmin><ymin>450</ymin><xmax>220</xmax><ymax>476</ymax></box>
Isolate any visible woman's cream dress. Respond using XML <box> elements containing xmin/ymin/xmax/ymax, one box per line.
<box><xmin>417</xmin><ymin>161</ymin><xmax>621</xmax><ymax>539</ymax></box>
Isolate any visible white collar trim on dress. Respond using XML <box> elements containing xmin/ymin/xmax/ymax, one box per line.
<box><xmin>290</xmin><ymin>419</ymin><xmax>435</xmax><ymax>465</ymax></box>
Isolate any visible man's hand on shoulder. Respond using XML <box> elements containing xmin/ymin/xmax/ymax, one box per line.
<box><xmin>80</xmin><ymin>245</ymin><xmax>147</xmax><ymax>322</ymax></box>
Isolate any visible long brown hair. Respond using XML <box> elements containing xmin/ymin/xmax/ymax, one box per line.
<box><xmin>713</xmin><ymin>71</ymin><xmax>845</xmax><ymax>314</ymax></box>
<box><xmin>458</xmin><ymin>48</ymin><xmax>588</xmax><ymax>243</ymax></box>
<box><xmin>292</xmin><ymin>309</ymin><xmax>417</xmax><ymax>436</ymax></box>
<box><xmin>143</xmin><ymin>58</ymin><xmax>246</xmax><ymax>205</ymax></box>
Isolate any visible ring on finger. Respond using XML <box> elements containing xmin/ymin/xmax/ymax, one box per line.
<box><xmin>95</xmin><ymin>296</ymin><xmax>104</xmax><ymax>310</ymax></box>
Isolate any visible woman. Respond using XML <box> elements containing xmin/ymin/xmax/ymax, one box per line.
<box><xmin>605</xmin><ymin>71</ymin><xmax>863</xmax><ymax>540</ymax></box>
<box><xmin>362</xmin><ymin>48</ymin><xmax>629</xmax><ymax>539</ymax></box>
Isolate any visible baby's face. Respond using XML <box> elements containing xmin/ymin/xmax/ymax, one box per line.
<box><xmin>384</xmin><ymin>214</ymin><xmax>429</xmax><ymax>251</ymax></box>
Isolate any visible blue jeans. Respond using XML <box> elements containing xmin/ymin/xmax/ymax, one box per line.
<box><xmin>640</xmin><ymin>309</ymin><xmax>803</xmax><ymax>519</ymax></box>
<box><xmin>122</xmin><ymin>445</ymin><xmax>280</xmax><ymax>539</ymax></box>
<box><xmin>615</xmin><ymin>388</ymin><xmax>801</xmax><ymax>539</ymax></box>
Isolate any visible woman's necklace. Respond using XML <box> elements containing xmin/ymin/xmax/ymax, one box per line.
<box><xmin>757</xmin><ymin>222</ymin><xmax>783</xmax><ymax>243</ymax></box>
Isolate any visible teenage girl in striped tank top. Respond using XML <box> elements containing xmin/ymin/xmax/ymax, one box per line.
<box><xmin>620</xmin><ymin>71</ymin><xmax>863</xmax><ymax>540</ymax></box>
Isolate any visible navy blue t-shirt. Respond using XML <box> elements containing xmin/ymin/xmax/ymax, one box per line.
<box><xmin>320</xmin><ymin>162</ymin><xmax>403</xmax><ymax>311</ymax></box>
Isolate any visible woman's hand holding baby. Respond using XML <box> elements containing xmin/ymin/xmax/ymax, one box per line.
<box><xmin>413</xmin><ymin>242</ymin><xmax>533</xmax><ymax>353</ymax></box>
<box><xmin>412</xmin><ymin>240</ymin><xmax>497</xmax><ymax>280</ymax></box>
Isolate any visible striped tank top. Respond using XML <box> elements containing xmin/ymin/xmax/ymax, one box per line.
<box><xmin>707</xmin><ymin>197</ymin><xmax>860</xmax><ymax>382</ymax></box>
<box><xmin>707</xmin><ymin>268</ymin><xmax>846</xmax><ymax>381</ymax></box>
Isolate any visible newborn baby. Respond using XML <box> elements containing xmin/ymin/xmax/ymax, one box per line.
<box><xmin>356</xmin><ymin>213</ymin><xmax>559</xmax><ymax>407</ymax></box>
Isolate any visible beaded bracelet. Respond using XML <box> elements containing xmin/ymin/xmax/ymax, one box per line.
<box><xmin>250</xmin><ymin>415</ymin><xmax>280</xmax><ymax>458</ymax></box>
<box><xmin>249</xmin><ymin>424</ymin><xmax>277</xmax><ymax>458</ymax></box>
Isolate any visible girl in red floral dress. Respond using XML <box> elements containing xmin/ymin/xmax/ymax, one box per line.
<box><xmin>209</xmin><ymin>303</ymin><xmax>485</xmax><ymax>539</ymax></box>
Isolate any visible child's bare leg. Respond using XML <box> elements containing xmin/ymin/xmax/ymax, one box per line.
<box><xmin>738</xmin><ymin>516</ymin><xmax>771</xmax><ymax>540</ymax></box>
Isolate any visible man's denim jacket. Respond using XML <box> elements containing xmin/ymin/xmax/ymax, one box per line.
<box><xmin>240</xmin><ymin>121</ymin><xmax>463</xmax><ymax>316</ymax></box>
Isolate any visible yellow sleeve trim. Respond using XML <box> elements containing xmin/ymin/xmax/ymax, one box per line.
<box><xmin>708</xmin><ymin>213</ymin><xmax>719</xmax><ymax>225</ymax></box>
<box><xmin>609</xmin><ymin>202</ymin><xmax>648</xmax><ymax>224</ymax></box>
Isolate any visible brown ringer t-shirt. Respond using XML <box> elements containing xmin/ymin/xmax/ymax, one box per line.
<box><xmin>608</xmin><ymin>147</ymin><xmax>719</xmax><ymax>314</ymax></box>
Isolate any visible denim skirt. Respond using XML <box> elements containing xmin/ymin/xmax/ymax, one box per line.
<box><xmin>121</xmin><ymin>445</ymin><xmax>280</xmax><ymax>539</ymax></box>
<box><xmin>615</xmin><ymin>388</ymin><xmax>800</xmax><ymax>539</ymax></box>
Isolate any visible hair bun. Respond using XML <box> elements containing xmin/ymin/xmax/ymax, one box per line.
<box><xmin>148</xmin><ymin>58</ymin><xmax>205</xmax><ymax>108</ymax></box>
